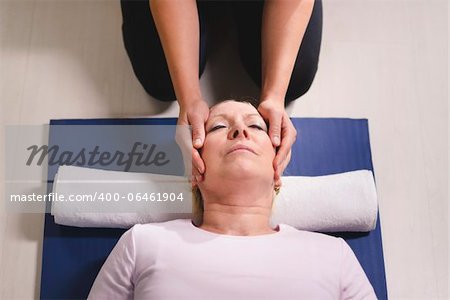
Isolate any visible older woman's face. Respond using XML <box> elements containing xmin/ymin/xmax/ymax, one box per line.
<box><xmin>199</xmin><ymin>101</ymin><xmax>276</xmax><ymax>185</ymax></box>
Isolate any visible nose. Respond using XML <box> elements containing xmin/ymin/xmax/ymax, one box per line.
<box><xmin>229</xmin><ymin>125</ymin><xmax>249</xmax><ymax>140</ymax></box>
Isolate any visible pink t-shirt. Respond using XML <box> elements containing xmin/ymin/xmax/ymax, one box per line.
<box><xmin>88</xmin><ymin>219</ymin><xmax>376</xmax><ymax>299</ymax></box>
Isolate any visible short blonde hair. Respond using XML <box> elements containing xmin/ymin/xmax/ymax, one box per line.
<box><xmin>211</xmin><ymin>97</ymin><xmax>259</xmax><ymax>110</ymax></box>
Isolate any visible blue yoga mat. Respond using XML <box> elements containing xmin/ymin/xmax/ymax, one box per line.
<box><xmin>40</xmin><ymin>117</ymin><xmax>388</xmax><ymax>299</ymax></box>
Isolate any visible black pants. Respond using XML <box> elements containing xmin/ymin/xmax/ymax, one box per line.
<box><xmin>120</xmin><ymin>0</ymin><xmax>322</xmax><ymax>104</ymax></box>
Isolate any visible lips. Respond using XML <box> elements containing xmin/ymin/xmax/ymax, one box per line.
<box><xmin>227</xmin><ymin>144</ymin><xmax>256</xmax><ymax>155</ymax></box>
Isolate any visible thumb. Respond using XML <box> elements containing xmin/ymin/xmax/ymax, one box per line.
<box><xmin>268</xmin><ymin>112</ymin><xmax>282</xmax><ymax>147</ymax></box>
<box><xmin>189</xmin><ymin>114</ymin><xmax>206</xmax><ymax>149</ymax></box>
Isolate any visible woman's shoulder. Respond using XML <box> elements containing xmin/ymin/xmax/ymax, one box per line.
<box><xmin>279</xmin><ymin>223</ymin><xmax>345</xmax><ymax>247</ymax></box>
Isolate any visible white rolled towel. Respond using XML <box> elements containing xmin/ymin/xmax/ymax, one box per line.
<box><xmin>51</xmin><ymin>166</ymin><xmax>378</xmax><ymax>232</ymax></box>
<box><xmin>271</xmin><ymin>172</ymin><xmax>378</xmax><ymax>232</ymax></box>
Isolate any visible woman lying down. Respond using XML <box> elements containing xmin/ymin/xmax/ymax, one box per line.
<box><xmin>88</xmin><ymin>100</ymin><xmax>376</xmax><ymax>299</ymax></box>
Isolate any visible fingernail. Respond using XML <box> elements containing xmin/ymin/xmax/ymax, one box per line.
<box><xmin>273</xmin><ymin>136</ymin><xmax>280</xmax><ymax>145</ymax></box>
<box><xmin>194</xmin><ymin>139</ymin><xmax>202</xmax><ymax>147</ymax></box>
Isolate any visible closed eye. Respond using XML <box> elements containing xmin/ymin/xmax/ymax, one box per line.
<box><xmin>208</xmin><ymin>125</ymin><xmax>226</xmax><ymax>133</ymax></box>
<box><xmin>249</xmin><ymin>124</ymin><xmax>266</xmax><ymax>131</ymax></box>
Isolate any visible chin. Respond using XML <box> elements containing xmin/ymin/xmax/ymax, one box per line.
<box><xmin>221</xmin><ymin>161</ymin><xmax>262</xmax><ymax>178</ymax></box>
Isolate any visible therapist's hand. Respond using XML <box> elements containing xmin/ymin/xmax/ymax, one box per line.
<box><xmin>177</xmin><ymin>99</ymin><xmax>209</xmax><ymax>187</ymax></box>
<box><xmin>258</xmin><ymin>100</ymin><xmax>296</xmax><ymax>187</ymax></box>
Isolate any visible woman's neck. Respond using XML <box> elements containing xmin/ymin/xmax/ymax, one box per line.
<box><xmin>199</xmin><ymin>193</ymin><xmax>277</xmax><ymax>236</ymax></box>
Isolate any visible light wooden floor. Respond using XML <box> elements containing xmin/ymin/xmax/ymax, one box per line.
<box><xmin>0</xmin><ymin>0</ymin><xmax>448</xmax><ymax>299</ymax></box>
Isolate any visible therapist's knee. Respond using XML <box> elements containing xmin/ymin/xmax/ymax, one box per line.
<box><xmin>140</xmin><ymin>79</ymin><xmax>177</xmax><ymax>102</ymax></box>
<box><xmin>285</xmin><ymin>63</ymin><xmax>318</xmax><ymax>103</ymax></box>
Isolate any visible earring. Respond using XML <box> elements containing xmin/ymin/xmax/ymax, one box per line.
<box><xmin>274</xmin><ymin>186</ymin><xmax>281</xmax><ymax>195</ymax></box>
